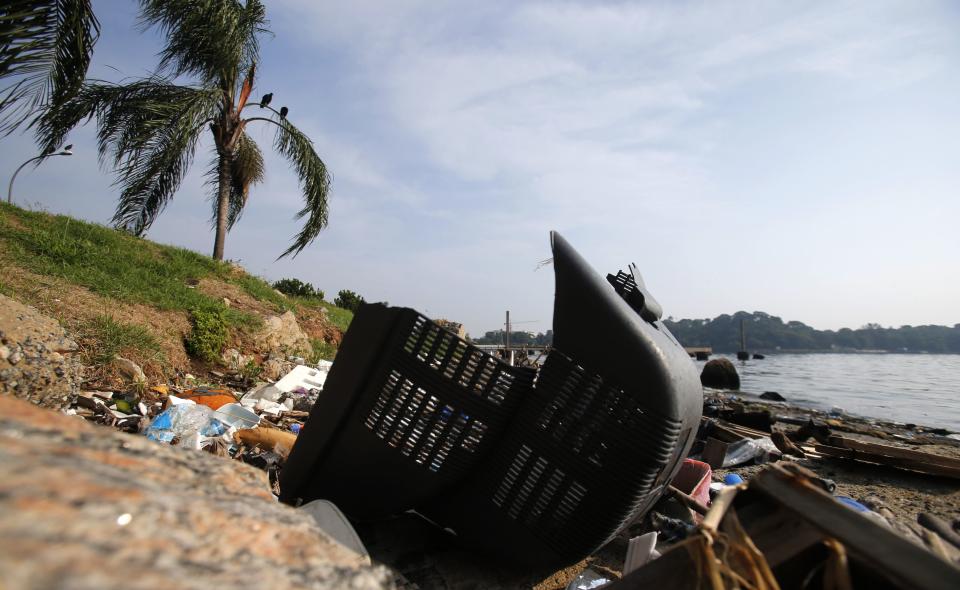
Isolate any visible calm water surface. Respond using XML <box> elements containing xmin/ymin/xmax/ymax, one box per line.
<box><xmin>695</xmin><ymin>353</ymin><xmax>960</xmax><ymax>431</ymax></box>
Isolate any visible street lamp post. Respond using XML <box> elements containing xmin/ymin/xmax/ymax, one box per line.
<box><xmin>7</xmin><ymin>145</ymin><xmax>74</xmax><ymax>204</ymax></box>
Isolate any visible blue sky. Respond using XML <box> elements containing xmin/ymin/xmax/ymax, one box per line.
<box><xmin>3</xmin><ymin>0</ymin><xmax>959</xmax><ymax>336</ymax></box>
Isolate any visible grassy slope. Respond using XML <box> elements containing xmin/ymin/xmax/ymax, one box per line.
<box><xmin>0</xmin><ymin>202</ymin><xmax>352</xmax><ymax>376</ymax></box>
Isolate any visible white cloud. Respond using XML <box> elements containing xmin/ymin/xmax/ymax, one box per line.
<box><xmin>4</xmin><ymin>0</ymin><xmax>958</xmax><ymax>334</ymax></box>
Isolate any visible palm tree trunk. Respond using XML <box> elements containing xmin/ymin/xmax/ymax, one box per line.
<box><xmin>212</xmin><ymin>153</ymin><xmax>231</xmax><ymax>260</ymax></box>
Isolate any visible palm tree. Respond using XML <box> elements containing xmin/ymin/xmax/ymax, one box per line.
<box><xmin>0</xmin><ymin>0</ymin><xmax>100</xmax><ymax>134</ymax></box>
<box><xmin>38</xmin><ymin>0</ymin><xmax>331</xmax><ymax>259</ymax></box>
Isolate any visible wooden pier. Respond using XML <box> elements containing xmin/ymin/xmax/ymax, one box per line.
<box><xmin>684</xmin><ymin>346</ymin><xmax>712</xmax><ymax>360</ymax></box>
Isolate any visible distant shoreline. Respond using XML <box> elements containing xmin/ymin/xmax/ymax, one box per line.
<box><xmin>698</xmin><ymin>349</ymin><xmax>960</xmax><ymax>355</ymax></box>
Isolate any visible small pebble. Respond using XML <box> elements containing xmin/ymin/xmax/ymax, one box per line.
<box><xmin>116</xmin><ymin>513</ymin><xmax>132</xmax><ymax>526</ymax></box>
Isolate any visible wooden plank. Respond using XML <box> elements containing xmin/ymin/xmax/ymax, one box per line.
<box><xmin>815</xmin><ymin>444</ymin><xmax>960</xmax><ymax>479</ymax></box>
<box><xmin>751</xmin><ymin>464</ymin><xmax>960</xmax><ymax>590</ymax></box>
<box><xmin>827</xmin><ymin>435</ymin><xmax>960</xmax><ymax>470</ymax></box>
<box><xmin>716</xmin><ymin>421</ymin><xmax>766</xmax><ymax>440</ymax></box>
<box><xmin>701</xmin><ymin>437</ymin><xmax>730</xmax><ymax>469</ymax></box>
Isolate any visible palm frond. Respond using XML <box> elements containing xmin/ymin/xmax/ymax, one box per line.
<box><xmin>39</xmin><ymin>78</ymin><xmax>220</xmax><ymax>235</ymax></box>
<box><xmin>0</xmin><ymin>0</ymin><xmax>100</xmax><ymax>134</ymax></box>
<box><xmin>138</xmin><ymin>0</ymin><xmax>266</xmax><ymax>91</ymax></box>
<box><xmin>271</xmin><ymin>119</ymin><xmax>331</xmax><ymax>258</ymax></box>
<box><xmin>205</xmin><ymin>130</ymin><xmax>264</xmax><ymax>230</ymax></box>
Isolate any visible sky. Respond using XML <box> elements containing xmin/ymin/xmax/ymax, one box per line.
<box><xmin>2</xmin><ymin>0</ymin><xmax>959</xmax><ymax>337</ymax></box>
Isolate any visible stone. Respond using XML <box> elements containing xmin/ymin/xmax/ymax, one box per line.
<box><xmin>0</xmin><ymin>295</ymin><xmax>83</xmax><ymax>410</ymax></box>
<box><xmin>113</xmin><ymin>356</ymin><xmax>146</xmax><ymax>383</ymax></box>
<box><xmin>221</xmin><ymin>347</ymin><xmax>249</xmax><ymax>369</ymax></box>
<box><xmin>223</xmin><ymin>297</ymin><xmax>232</xmax><ymax>307</ymax></box>
<box><xmin>0</xmin><ymin>396</ymin><xmax>394</xmax><ymax>589</ymax></box>
<box><xmin>255</xmin><ymin>311</ymin><xmax>311</xmax><ymax>356</ymax></box>
<box><xmin>760</xmin><ymin>391</ymin><xmax>786</xmax><ymax>401</ymax></box>
<box><xmin>700</xmin><ymin>358</ymin><xmax>740</xmax><ymax>390</ymax></box>
<box><xmin>261</xmin><ymin>358</ymin><xmax>287</xmax><ymax>381</ymax></box>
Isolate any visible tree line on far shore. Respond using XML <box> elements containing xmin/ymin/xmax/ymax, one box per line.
<box><xmin>471</xmin><ymin>311</ymin><xmax>960</xmax><ymax>353</ymax></box>
<box><xmin>664</xmin><ymin>311</ymin><xmax>960</xmax><ymax>354</ymax></box>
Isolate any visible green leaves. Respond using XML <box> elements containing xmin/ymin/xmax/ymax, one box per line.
<box><xmin>16</xmin><ymin>0</ymin><xmax>331</xmax><ymax>260</ymax></box>
<box><xmin>0</xmin><ymin>0</ymin><xmax>100</xmax><ymax>134</ymax></box>
<box><xmin>271</xmin><ymin>118</ymin><xmax>332</xmax><ymax>258</ymax></box>
<box><xmin>39</xmin><ymin>79</ymin><xmax>221</xmax><ymax>235</ymax></box>
<box><xmin>138</xmin><ymin>0</ymin><xmax>266</xmax><ymax>90</ymax></box>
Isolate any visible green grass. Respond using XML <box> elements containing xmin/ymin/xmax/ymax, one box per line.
<box><xmin>309</xmin><ymin>337</ymin><xmax>339</xmax><ymax>363</ymax></box>
<box><xmin>0</xmin><ymin>203</ymin><xmax>276</xmax><ymax>329</ymax></box>
<box><xmin>318</xmin><ymin>301</ymin><xmax>353</xmax><ymax>332</ymax></box>
<box><xmin>0</xmin><ymin>203</ymin><xmax>354</xmax><ymax>365</ymax></box>
<box><xmin>80</xmin><ymin>315</ymin><xmax>164</xmax><ymax>366</ymax></box>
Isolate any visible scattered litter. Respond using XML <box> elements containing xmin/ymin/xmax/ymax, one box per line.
<box><xmin>623</xmin><ymin>531</ymin><xmax>659</xmax><ymax>574</ymax></box>
<box><xmin>180</xmin><ymin>385</ymin><xmax>237</xmax><ymax>410</ymax></box>
<box><xmin>234</xmin><ymin>427</ymin><xmax>298</xmax><ymax>458</ymax></box>
<box><xmin>717</xmin><ymin>436</ymin><xmax>779</xmax><ymax>467</ymax></box>
<box><xmin>143</xmin><ymin>402</ymin><xmax>228</xmax><ymax>449</ymax></box>
<box><xmin>274</xmin><ymin>364</ymin><xmax>327</xmax><ymax>393</ymax></box>
<box><xmin>565</xmin><ymin>568</ymin><xmax>610</xmax><ymax>590</ymax></box>
<box><xmin>215</xmin><ymin>403</ymin><xmax>260</xmax><ymax>430</ymax></box>
<box><xmin>722</xmin><ymin>473</ymin><xmax>743</xmax><ymax>485</ymax></box>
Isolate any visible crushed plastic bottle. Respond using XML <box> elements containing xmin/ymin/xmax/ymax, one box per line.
<box><xmin>144</xmin><ymin>403</ymin><xmax>228</xmax><ymax>446</ymax></box>
<box><xmin>721</xmin><ymin>437</ymin><xmax>780</xmax><ymax>467</ymax></box>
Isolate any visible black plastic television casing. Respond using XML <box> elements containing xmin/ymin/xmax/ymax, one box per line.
<box><xmin>280</xmin><ymin>231</ymin><xmax>702</xmax><ymax>570</ymax></box>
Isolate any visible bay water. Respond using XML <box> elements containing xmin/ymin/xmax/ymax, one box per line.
<box><xmin>695</xmin><ymin>353</ymin><xmax>960</xmax><ymax>431</ymax></box>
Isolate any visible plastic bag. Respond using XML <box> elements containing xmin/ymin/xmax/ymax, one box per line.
<box><xmin>721</xmin><ymin>437</ymin><xmax>780</xmax><ymax>467</ymax></box>
<box><xmin>144</xmin><ymin>403</ymin><xmax>228</xmax><ymax>446</ymax></box>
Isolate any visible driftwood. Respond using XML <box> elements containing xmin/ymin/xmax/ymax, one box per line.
<box><xmin>919</xmin><ymin>513</ymin><xmax>960</xmax><ymax>551</ymax></box>
<box><xmin>607</xmin><ymin>463</ymin><xmax>960</xmax><ymax>590</ymax></box>
<box><xmin>814</xmin><ymin>435</ymin><xmax>960</xmax><ymax>479</ymax></box>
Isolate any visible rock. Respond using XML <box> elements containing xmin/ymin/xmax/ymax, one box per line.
<box><xmin>113</xmin><ymin>356</ymin><xmax>146</xmax><ymax>383</ymax></box>
<box><xmin>0</xmin><ymin>396</ymin><xmax>394</xmax><ymax>589</ymax></box>
<box><xmin>760</xmin><ymin>391</ymin><xmax>786</xmax><ymax>401</ymax></box>
<box><xmin>255</xmin><ymin>311</ymin><xmax>311</xmax><ymax>356</ymax></box>
<box><xmin>221</xmin><ymin>347</ymin><xmax>249</xmax><ymax>369</ymax></box>
<box><xmin>223</xmin><ymin>297</ymin><xmax>232</xmax><ymax>307</ymax></box>
<box><xmin>261</xmin><ymin>357</ymin><xmax>288</xmax><ymax>381</ymax></box>
<box><xmin>700</xmin><ymin>358</ymin><xmax>740</xmax><ymax>390</ymax></box>
<box><xmin>0</xmin><ymin>295</ymin><xmax>83</xmax><ymax>410</ymax></box>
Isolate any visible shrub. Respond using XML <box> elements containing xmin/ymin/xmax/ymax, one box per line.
<box><xmin>185</xmin><ymin>304</ymin><xmax>228</xmax><ymax>363</ymax></box>
<box><xmin>334</xmin><ymin>289</ymin><xmax>365</xmax><ymax>313</ymax></box>
<box><xmin>272</xmin><ymin>277</ymin><xmax>324</xmax><ymax>300</ymax></box>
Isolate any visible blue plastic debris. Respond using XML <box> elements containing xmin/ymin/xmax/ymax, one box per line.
<box><xmin>723</xmin><ymin>473</ymin><xmax>744</xmax><ymax>485</ymax></box>
<box><xmin>143</xmin><ymin>403</ymin><xmax>228</xmax><ymax>446</ymax></box>
<box><xmin>835</xmin><ymin>496</ymin><xmax>869</xmax><ymax>512</ymax></box>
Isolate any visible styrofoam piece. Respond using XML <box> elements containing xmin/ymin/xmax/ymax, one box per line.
<box><xmin>274</xmin><ymin>364</ymin><xmax>328</xmax><ymax>393</ymax></box>
<box><xmin>254</xmin><ymin>398</ymin><xmax>284</xmax><ymax>416</ymax></box>
<box><xmin>623</xmin><ymin>531</ymin><xmax>658</xmax><ymax>574</ymax></box>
